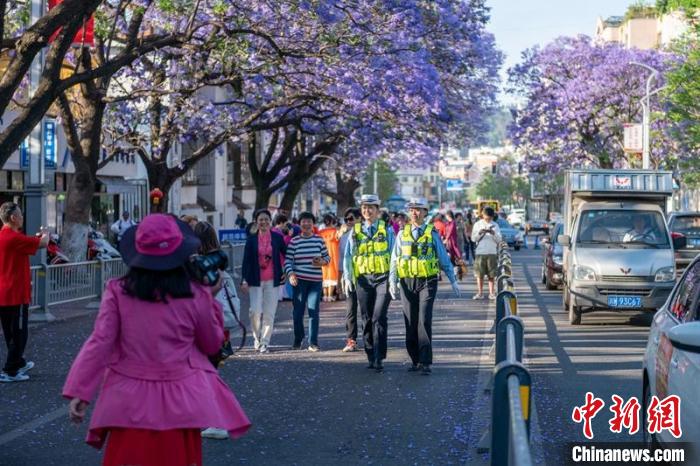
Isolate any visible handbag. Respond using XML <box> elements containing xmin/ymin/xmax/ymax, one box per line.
<box><xmin>209</xmin><ymin>283</ymin><xmax>248</xmax><ymax>368</ymax></box>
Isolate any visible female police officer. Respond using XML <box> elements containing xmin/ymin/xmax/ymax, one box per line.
<box><xmin>389</xmin><ymin>198</ymin><xmax>460</xmax><ymax>375</ymax></box>
<box><xmin>342</xmin><ymin>194</ymin><xmax>394</xmax><ymax>372</ymax></box>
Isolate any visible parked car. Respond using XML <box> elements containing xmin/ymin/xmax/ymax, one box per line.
<box><xmin>541</xmin><ymin>222</ymin><xmax>564</xmax><ymax>290</ymax></box>
<box><xmin>667</xmin><ymin>212</ymin><xmax>700</xmax><ymax>272</ymax></box>
<box><xmin>507</xmin><ymin>208</ymin><xmax>526</xmax><ymax>227</ymax></box>
<box><xmin>525</xmin><ymin>218</ymin><xmax>549</xmax><ymax>236</ymax></box>
<box><xmin>496</xmin><ymin>217</ymin><xmax>524</xmax><ymax>251</ymax></box>
<box><xmin>642</xmin><ymin>256</ymin><xmax>700</xmax><ymax>452</ymax></box>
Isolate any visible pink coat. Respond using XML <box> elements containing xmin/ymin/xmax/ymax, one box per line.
<box><xmin>63</xmin><ymin>279</ymin><xmax>251</xmax><ymax>448</ymax></box>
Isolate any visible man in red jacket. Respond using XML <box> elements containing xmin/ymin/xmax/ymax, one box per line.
<box><xmin>0</xmin><ymin>202</ymin><xmax>49</xmax><ymax>382</ymax></box>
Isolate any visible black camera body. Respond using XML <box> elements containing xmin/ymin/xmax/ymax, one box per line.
<box><xmin>190</xmin><ymin>250</ymin><xmax>229</xmax><ymax>286</ymax></box>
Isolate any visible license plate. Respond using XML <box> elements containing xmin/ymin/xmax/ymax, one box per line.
<box><xmin>607</xmin><ymin>296</ymin><xmax>642</xmax><ymax>308</ymax></box>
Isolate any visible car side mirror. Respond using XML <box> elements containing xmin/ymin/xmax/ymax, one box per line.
<box><xmin>668</xmin><ymin>322</ymin><xmax>700</xmax><ymax>354</ymax></box>
<box><xmin>672</xmin><ymin>233</ymin><xmax>687</xmax><ymax>250</ymax></box>
<box><xmin>558</xmin><ymin>235</ymin><xmax>571</xmax><ymax>247</ymax></box>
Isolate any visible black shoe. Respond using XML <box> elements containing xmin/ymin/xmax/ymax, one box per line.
<box><xmin>366</xmin><ymin>359</ymin><xmax>375</xmax><ymax>369</ymax></box>
<box><xmin>375</xmin><ymin>360</ymin><xmax>384</xmax><ymax>373</ymax></box>
<box><xmin>421</xmin><ymin>364</ymin><xmax>432</xmax><ymax>375</ymax></box>
<box><xmin>407</xmin><ymin>363</ymin><xmax>420</xmax><ymax>372</ymax></box>
<box><xmin>221</xmin><ymin>341</ymin><xmax>234</xmax><ymax>359</ymax></box>
<box><xmin>292</xmin><ymin>342</ymin><xmax>302</xmax><ymax>350</ymax></box>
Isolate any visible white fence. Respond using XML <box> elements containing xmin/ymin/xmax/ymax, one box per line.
<box><xmin>29</xmin><ymin>244</ymin><xmax>245</xmax><ymax>312</ymax></box>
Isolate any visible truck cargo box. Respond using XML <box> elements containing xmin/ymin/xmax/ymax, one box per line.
<box><xmin>566</xmin><ymin>170</ymin><xmax>673</xmax><ymax>197</ymax></box>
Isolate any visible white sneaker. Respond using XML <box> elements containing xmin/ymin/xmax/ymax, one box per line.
<box><xmin>201</xmin><ymin>427</ymin><xmax>229</xmax><ymax>440</ymax></box>
<box><xmin>489</xmin><ymin>294</ymin><xmax>497</xmax><ymax>301</ymax></box>
<box><xmin>253</xmin><ymin>340</ymin><xmax>261</xmax><ymax>351</ymax></box>
<box><xmin>18</xmin><ymin>361</ymin><xmax>34</xmax><ymax>374</ymax></box>
<box><xmin>472</xmin><ymin>293</ymin><xmax>484</xmax><ymax>300</ymax></box>
<box><xmin>259</xmin><ymin>345</ymin><xmax>269</xmax><ymax>354</ymax></box>
<box><xmin>0</xmin><ymin>372</ymin><xmax>29</xmax><ymax>383</ymax></box>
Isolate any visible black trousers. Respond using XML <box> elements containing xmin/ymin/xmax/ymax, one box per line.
<box><xmin>356</xmin><ymin>274</ymin><xmax>390</xmax><ymax>363</ymax></box>
<box><xmin>345</xmin><ymin>289</ymin><xmax>358</xmax><ymax>341</ymax></box>
<box><xmin>400</xmin><ymin>277</ymin><xmax>438</xmax><ymax>365</ymax></box>
<box><xmin>0</xmin><ymin>305</ymin><xmax>29</xmax><ymax>376</ymax></box>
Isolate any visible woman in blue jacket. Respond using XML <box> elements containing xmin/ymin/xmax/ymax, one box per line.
<box><xmin>241</xmin><ymin>209</ymin><xmax>287</xmax><ymax>353</ymax></box>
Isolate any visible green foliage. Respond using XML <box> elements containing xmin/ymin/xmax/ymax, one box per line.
<box><xmin>663</xmin><ymin>36</ymin><xmax>700</xmax><ymax>186</ymax></box>
<box><xmin>625</xmin><ymin>2</ymin><xmax>658</xmax><ymax>21</ymax></box>
<box><xmin>363</xmin><ymin>160</ymin><xmax>398</xmax><ymax>203</ymax></box>
<box><xmin>657</xmin><ymin>0</ymin><xmax>700</xmax><ymax>14</ymax></box>
<box><xmin>475</xmin><ymin>157</ymin><xmax>529</xmax><ymax>206</ymax></box>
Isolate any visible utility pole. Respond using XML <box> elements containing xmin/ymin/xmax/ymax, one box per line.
<box><xmin>630</xmin><ymin>62</ymin><xmax>662</xmax><ymax>169</ymax></box>
<box><xmin>26</xmin><ymin>0</ymin><xmax>47</xmax><ymax>265</ymax></box>
<box><xmin>372</xmin><ymin>161</ymin><xmax>378</xmax><ymax>194</ymax></box>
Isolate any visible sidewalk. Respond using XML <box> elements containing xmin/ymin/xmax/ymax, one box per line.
<box><xmin>2</xmin><ymin>279</ymin><xmax>498</xmax><ymax>466</ymax></box>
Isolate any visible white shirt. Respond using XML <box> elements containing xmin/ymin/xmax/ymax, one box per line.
<box><xmin>471</xmin><ymin>219</ymin><xmax>502</xmax><ymax>255</ymax></box>
<box><xmin>110</xmin><ymin>218</ymin><xmax>136</xmax><ymax>240</ymax></box>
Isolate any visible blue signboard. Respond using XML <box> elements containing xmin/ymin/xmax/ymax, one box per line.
<box><xmin>218</xmin><ymin>229</ymin><xmax>247</xmax><ymax>243</ymax></box>
<box><xmin>445</xmin><ymin>178</ymin><xmax>464</xmax><ymax>191</ymax></box>
<box><xmin>44</xmin><ymin>120</ymin><xmax>56</xmax><ymax>169</ymax></box>
<box><xmin>19</xmin><ymin>139</ymin><xmax>28</xmax><ymax>168</ymax></box>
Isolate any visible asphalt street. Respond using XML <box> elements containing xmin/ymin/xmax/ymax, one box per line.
<box><xmin>0</xmin><ymin>249</ymin><xmax>656</xmax><ymax>465</ymax></box>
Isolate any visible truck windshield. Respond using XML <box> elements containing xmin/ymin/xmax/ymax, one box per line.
<box><xmin>576</xmin><ymin>210</ymin><xmax>670</xmax><ymax>249</ymax></box>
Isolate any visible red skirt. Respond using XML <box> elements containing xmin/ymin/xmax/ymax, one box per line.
<box><xmin>103</xmin><ymin>428</ymin><xmax>202</xmax><ymax>466</ymax></box>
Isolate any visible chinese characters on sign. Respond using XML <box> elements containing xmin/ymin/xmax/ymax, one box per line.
<box><xmin>572</xmin><ymin>393</ymin><xmax>681</xmax><ymax>439</ymax></box>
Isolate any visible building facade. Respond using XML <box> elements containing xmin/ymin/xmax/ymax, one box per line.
<box><xmin>595</xmin><ymin>10</ymin><xmax>688</xmax><ymax>49</ymax></box>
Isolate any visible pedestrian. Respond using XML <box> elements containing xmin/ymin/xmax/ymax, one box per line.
<box><xmin>342</xmin><ymin>194</ymin><xmax>395</xmax><ymax>372</ymax></box>
<box><xmin>272</xmin><ymin>214</ymin><xmax>293</xmax><ymax>302</ymax></box>
<box><xmin>454</xmin><ymin>212</ymin><xmax>467</xmax><ymax>280</ymax></box>
<box><xmin>471</xmin><ymin>207</ymin><xmax>502</xmax><ymax>300</ymax></box>
<box><xmin>193</xmin><ymin>221</ymin><xmax>243</xmax><ymax>440</ymax></box>
<box><xmin>235</xmin><ymin>212</ymin><xmax>248</xmax><ymax>230</ymax></box>
<box><xmin>110</xmin><ymin>211</ymin><xmax>136</xmax><ymax>250</ymax></box>
<box><xmin>464</xmin><ymin>211</ymin><xmax>475</xmax><ymax>266</ymax></box>
<box><xmin>443</xmin><ymin>210</ymin><xmax>464</xmax><ymax>279</ymax></box>
<box><xmin>241</xmin><ymin>209</ymin><xmax>286</xmax><ymax>353</ymax></box>
<box><xmin>432</xmin><ymin>213</ymin><xmax>446</xmax><ymax>241</ymax></box>
<box><xmin>339</xmin><ymin>208</ymin><xmax>361</xmax><ymax>352</ymax></box>
<box><xmin>0</xmin><ymin>202</ymin><xmax>49</xmax><ymax>383</ymax></box>
<box><xmin>389</xmin><ymin>198</ymin><xmax>461</xmax><ymax>375</ymax></box>
<box><xmin>318</xmin><ymin>214</ymin><xmax>340</xmax><ymax>302</ymax></box>
<box><xmin>179</xmin><ymin>214</ymin><xmax>199</xmax><ymax>229</ymax></box>
<box><xmin>285</xmin><ymin>212</ymin><xmax>330</xmax><ymax>351</ymax></box>
<box><xmin>62</xmin><ymin>214</ymin><xmax>250</xmax><ymax>464</ymax></box>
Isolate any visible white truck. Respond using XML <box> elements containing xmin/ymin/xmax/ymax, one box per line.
<box><xmin>558</xmin><ymin>169</ymin><xmax>685</xmax><ymax>325</ymax></box>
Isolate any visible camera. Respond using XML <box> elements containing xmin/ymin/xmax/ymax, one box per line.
<box><xmin>190</xmin><ymin>250</ymin><xmax>229</xmax><ymax>286</ymax></box>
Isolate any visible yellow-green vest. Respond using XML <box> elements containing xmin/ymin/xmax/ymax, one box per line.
<box><xmin>397</xmin><ymin>224</ymin><xmax>440</xmax><ymax>279</ymax></box>
<box><xmin>352</xmin><ymin>220</ymin><xmax>391</xmax><ymax>277</ymax></box>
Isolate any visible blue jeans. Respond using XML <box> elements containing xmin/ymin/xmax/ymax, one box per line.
<box><xmin>292</xmin><ymin>279</ymin><xmax>322</xmax><ymax>346</ymax></box>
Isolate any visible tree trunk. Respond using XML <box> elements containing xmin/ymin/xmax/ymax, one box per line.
<box><xmin>278</xmin><ymin>174</ymin><xmax>308</xmax><ymax>213</ymax></box>
<box><xmin>62</xmin><ymin>168</ymin><xmax>95</xmax><ymax>261</ymax></box>
<box><xmin>333</xmin><ymin>171</ymin><xmax>360</xmax><ymax>216</ymax></box>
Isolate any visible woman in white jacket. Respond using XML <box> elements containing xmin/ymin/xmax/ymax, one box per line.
<box><xmin>194</xmin><ymin>222</ymin><xmax>242</xmax><ymax>440</ymax></box>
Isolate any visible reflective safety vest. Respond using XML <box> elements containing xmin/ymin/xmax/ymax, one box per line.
<box><xmin>352</xmin><ymin>220</ymin><xmax>391</xmax><ymax>277</ymax></box>
<box><xmin>397</xmin><ymin>224</ymin><xmax>440</xmax><ymax>279</ymax></box>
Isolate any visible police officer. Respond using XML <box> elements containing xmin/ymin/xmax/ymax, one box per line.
<box><xmin>389</xmin><ymin>198</ymin><xmax>460</xmax><ymax>375</ymax></box>
<box><xmin>342</xmin><ymin>194</ymin><xmax>395</xmax><ymax>372</ymax></box>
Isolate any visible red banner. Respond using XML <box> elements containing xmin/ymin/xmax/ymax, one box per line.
<box><xmin>48</xmin><ymin>0</ymin><xmax>94</xmax><ymax>46</ymax></box>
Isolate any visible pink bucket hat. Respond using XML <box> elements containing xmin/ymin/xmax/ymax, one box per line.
<box><xmin>120</xmin><ymin>214</ymin><xmax>201</xmax><ymax>271</ymax></box>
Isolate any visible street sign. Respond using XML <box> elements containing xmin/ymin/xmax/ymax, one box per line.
<box><xmin>219</xmin><ymin>229</ymin><xmax>247</xmax><ymax>243</ymax></box>
<box><xmin>44</xmin><ymin>120</ymin><xmax>57</xmax><ymax>169</ymax></box>
<box><xmin>445</xmin><ymin>179</ymin><xmax>464</xmax><ymax>191</ymax></box>
<box><xmin>623</xmin><ymin>123</ymin><xmax>643</xmax><ymax>153</ymax></box>
<box><xmin>20</xmin><ymin>139</ymin><xmax>28</xmax><ymax>168</ymax></box>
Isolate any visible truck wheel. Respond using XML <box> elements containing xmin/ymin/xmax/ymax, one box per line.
<box><xmin>569</xmin><ymin>299</ymin><xmax>582</xmax><ymax>325</ymax></box>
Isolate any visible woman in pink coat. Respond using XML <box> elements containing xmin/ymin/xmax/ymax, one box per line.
<box><xmin>63</xmin><ymin>214</ymin><xmax>250</xmax><ymax>466</ymax></box>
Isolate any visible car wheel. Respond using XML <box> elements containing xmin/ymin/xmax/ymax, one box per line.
<box><xmin>568</xmin><ymin>298</ymin><xmax>581</xmax><ymax>325</ymax></box>
<box><xmin>642</xmin><ymin>380</ymin><xmax>659</xmax><ymax>449</ymax></box>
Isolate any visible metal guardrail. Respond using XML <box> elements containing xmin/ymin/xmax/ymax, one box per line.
<box><xmin>489</xmin><ymin>242</ymin><xmax>533</xmax><ymax>466</ymax></box>
<box><xmin>29</xmin><ymin>244</ymin><xmax>245</xmax><ymax>313</ymax></box>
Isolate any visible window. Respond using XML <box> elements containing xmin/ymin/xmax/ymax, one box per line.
<box><xmin>576</xmin><ymin>210</ymin><xmax>669</xmax><ymax>248</ymax></box>
<box><xmin>667</xmin><ymin>262</ymin><xmax>700</xmax><ymax>322</ymax></box>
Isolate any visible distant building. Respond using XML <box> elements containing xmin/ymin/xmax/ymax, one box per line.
<box><xmin>595</xmin><ymin>9</ymin><xmax>688</xmax><ymax>49</ymax></box>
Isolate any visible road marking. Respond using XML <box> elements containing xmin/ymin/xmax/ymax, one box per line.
<box><xmin>0</xmin><ymin>405</ymin><xmax>67</xmax><ymax>446</ymax></box>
